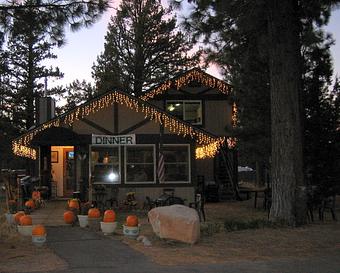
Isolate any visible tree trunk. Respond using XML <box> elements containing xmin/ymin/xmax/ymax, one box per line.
<box><xmin>26</xmin><ymin>42</ymin><xmax>35</xmax><ymax>130</ymax></box>
<box><xmin>267</xmin><ymin>0</ymin><xmax>306</xmax><ymax>226</ymax></box>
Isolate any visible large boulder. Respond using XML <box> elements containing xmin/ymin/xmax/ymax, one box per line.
<box><xmin>148</xmin><ymin>205</ymin><xmax>200</xmax><ymax>244</ymax></box>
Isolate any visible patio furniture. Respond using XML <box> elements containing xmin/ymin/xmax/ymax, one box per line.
<box><xmin>143</xmin><ymin>196</ymin><xmax>156</xmax><ymax>212</ymax></box>
<box><xmin>93</xmin><ymin>186</ymin><xmax>106</xmax><ymax>211</ymax></box>
<box><xmin>105</xmin><ymin>185</ymin><xmax>119</xmax><ymax>209</ymax></box>
<box><xmin>155</xmin><ymin>189</ymin><xmax>185</xmax><ymax>207</ymax></box>
<box><xmin>124</xmin><ymin>192</ymin><xmax>137</xmax><ymax>210</ymax></box>
<box><xmin>307</xmin><ymin>186</ymin><xmax>337</xmax><ymax>222</ymax></box>
<box><xmin>189</xmin><ymin>193</ymin><xmax>206</xmax><ymax>222</ymax></box>
<box><xmin>238</xmin><ymin>186</ymin><xmax>267</xmax><ymax>208</ymax></box>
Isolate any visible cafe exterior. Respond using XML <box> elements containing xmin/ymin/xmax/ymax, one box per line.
<box><xmin>12</xmin><ymin>68</ymin><xmax>237</xmax><ymax>205</ymax></box>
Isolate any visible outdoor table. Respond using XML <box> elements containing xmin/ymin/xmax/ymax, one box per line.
<box><xmin>239</xmin><ymin>186</ymin><xmax>267</xmax><ymax>208</ymax></box>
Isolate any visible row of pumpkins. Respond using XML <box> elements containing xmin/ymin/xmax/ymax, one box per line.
<box><xmin>64</xmin><ymin>199</ymin><xmax>139</xmax><ymax>227</ymax></box>
<box><xmin>13</xmin><ymin>211</ymin><xmax>47</xmax><ymax>236</ymax></box>
<box><xmin>24</xmin><ymin>190</ymin><xmax>42</xmax><ymax>210</ymax></box>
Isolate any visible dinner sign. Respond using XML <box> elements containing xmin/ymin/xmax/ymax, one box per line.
<box><xmin>92</xmin><ymin>134</ymin><xmax>136</xmax><ymax>146</ymax></box>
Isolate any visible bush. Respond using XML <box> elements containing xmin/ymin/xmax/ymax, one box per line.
<box><xmin>200</xmin><ymin>222</ymin><xmax>224</xmax><ymax>236</ymax></box>
<box><xmin>223</xmin><ymin>219</ymin><xmax>282</xmax><ymax>232</ymax></box>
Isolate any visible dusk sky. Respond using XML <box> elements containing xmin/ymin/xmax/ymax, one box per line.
<box><xmin>46</xmin><ymin>4</ymin><xmax>340</xmax><ymax>89</ymax></box>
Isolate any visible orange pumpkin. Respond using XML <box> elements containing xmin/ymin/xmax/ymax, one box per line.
<box><xmin>88</xmin><ymin>208</ymin><xmax>101</xmax><ymax>218</ymax></box>
<box><xmin>126</xmin><ymin>215</ymin><xmax>138</xmax><ymax>227</ymax></box>
<box><xmin>68</xmin><ymin>199</ymin><xmax>80</xmax><ymax>210</ymax></box>
<box><xmin>14</xmin><ymin>211</ymin><xmax>25</xmax><ymax>224</ymax></box>
<box><xmin>25</xmin><ymin>199</ymin><xmax>35</xmax><ymax>209</ymax></box>
<box><xmin>63</xmin><ymin>211</ymin><xmax>75</xmax><ymax>224</ymax></box>
<box><xmin>103</xmin><ymin>210</ymin><xmax>116</xmax><ymax>223</ymax></box>
<box><xmin>20</xmin><ymin>215</ymin><xmax>32</xmax><ymax>226</ymax></box>
<box><xmin>32</xmin><ymin>191</ymin><xmax>41</xmax><ymax>200</ymax></box>
<box><xmin>32</xmin><ymin>225</ymin><xmax>46</xmax><ymax>236</ymax></box>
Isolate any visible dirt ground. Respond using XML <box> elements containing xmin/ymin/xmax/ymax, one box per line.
<box><xmin>120</xmin><ymin>200</ymin><xmax>340</xmax><ymax>265</ymax></box>
<box><xmin>1</xmin><ymin>198</ymin><xmax>340</xmax><ymax>271</ymax></box>
<box><xmin>0</xmin><ymin>217</ymin><xmax>67</xmax><ymax>272</ymax></box>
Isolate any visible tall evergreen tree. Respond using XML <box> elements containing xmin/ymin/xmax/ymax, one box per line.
<box><xmin>175</xmin><ymin>0</ymin><xmax>340</xmax><ymax>225</ymax></box>
<box><xmin>0</xmin><ymin>1</ymin><xmax>109</xmax><ymax>36</ymax></box>
<box><xmin>0</xmin><ymin>0</ymin><xmax>108</xmax><ymax>168</ymax></box>
<box><xmin>302</xmin><ymin>25</ymin><xmax>339</xmax><ymax>189</ymax></box>
<box><xmin>3</xmin><ymin>3</ymin><xmax>64</xmax><ymax>130</ymax></box>
<box><xmin>92</xmin><ymin>0</ymin><xmax>200</xmax><ymax>96</ymax></box>
<box><xmin>49</xmin><ymin>80</ymin><xmax>96</xmax><ymax>114</ymax></box>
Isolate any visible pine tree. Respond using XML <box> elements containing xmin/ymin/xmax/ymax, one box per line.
<box><xmin>49</xmin><ymin>80</ymin><xmax>96</xmax><ymax>114</ymax></box>
<box><xmin>0</xmin><ymin>0</ymin><xmax>108</xmax><ymax>168</ymax></box>
<box><xmin>302</xmin><ymin>25</ymin><xmax>338</xmax><ymax>189</ymax></box>
<box><xmin>3</xmin><ymin>4</ymin><xmax>64</xmax><ymax>130</ymax></box>
<box><xmin>176</xmin><ymin>0</ymin><xmax>340</xmax><ymax>225</ymax></box>
<box><xmin>0</xmin><ymin>1</ymin><xmax>109</xmax><ymax>35</ymax></box>
<box><xmin>92</xmin><ymin>0</ymin><xmax>200</xmax><ymax>96</ymax></box>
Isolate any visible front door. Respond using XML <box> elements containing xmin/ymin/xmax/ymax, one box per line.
<box><xmin>63</xmin><ymin>148</ymin><xmax>75</xmax><ymax>197</ymax></box>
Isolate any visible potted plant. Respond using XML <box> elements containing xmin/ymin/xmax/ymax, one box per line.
<box><xmin>123</xmin><ymin>215</ymin><xmax>140</xmax><ymax>238</ymax></box>
<box><xmin>5</xmin><ymin>200</ymin><xmax>17</xmax><ymax>226</ymax></box>
<box><xmin>100</xmin><ymin>209</ymin><xmax>117</xmax><ymax>235</ymax></box>
<box><xmin>87</xmin><ymin>207</ymin><xmax>101</xmax><ymax>231</ymax></box>
<box><xmin>78</xmin><ymin>202</ymin><xmax>91</xmax><ymax>228</ymax></box>
<box><xmin>32</xmin><ymin>225</ymin><xmax>47</xmax><ymax>247</ymax></box>
<box><xmin>17</xmin><ymin>215</ymin><xmax>33</xmax><ymax>236</ymax></box>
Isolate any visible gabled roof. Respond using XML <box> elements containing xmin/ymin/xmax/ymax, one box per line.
<box><xmin>140</xmin><ymin>68</ymin><xmax>233</xmax><ymax>101</ymax></box>
<box><xmin>13</xmin><ymin>89</ymin><xmax>235</xmax><ymax>160</ymax></box>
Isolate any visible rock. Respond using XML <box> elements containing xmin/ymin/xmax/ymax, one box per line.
<box><xmin>148</xmin><ymin>205</ymin><xmax>200</xmax><ymax>244</ymax></box>
<box><xmin>136</xmin><ymin>235</ymin><xmax>145</xmax><ymax>242</ymax></box>
<box><xmin>142</xmin><ymin>237</ymin><xmax>152</xmax><ymax>246</ymax></box>
<box><xmin>137</xmin><ymin>235</ymin><xmax>152</xmax><ymax>246</ymax></box>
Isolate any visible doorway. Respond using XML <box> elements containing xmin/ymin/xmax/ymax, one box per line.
<box><xmin>51</xmin><ymin>146</ymin><xmax>75</xmax><ymax>198</ymax></box>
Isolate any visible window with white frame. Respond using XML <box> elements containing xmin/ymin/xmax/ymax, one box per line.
<box><xmin>125</xmin><ymin>145</ymin><xmax>155</xmax><ymax>184</ymax></box>
<box><xmin>162</xmin><ymin>145</ymin><xmax>190</xmax><ymax>183</ymax></box>
<box><xmin>166</xmin><ymin>100</ymin><xmax>202</xmax><ymax>125</ymax></box>
<box><xmin>91</xmin><ymin>147</ymin><xmax>120</xmax><ymax>184</ymax></box>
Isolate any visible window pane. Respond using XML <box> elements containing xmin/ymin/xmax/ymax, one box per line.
<box><xmin>184</xmin><ymin>102</ymin><xmax>202</xmax><ymax>124</ymax></box>
<box><xmin>126</xmin><ymin>146</ymin><xmax>154</xmax><ymax>163</ymax></box>
<box><xmin>165</xmin><ymin>163</ymin><xmax>189</xmax><ymax>181</ymax></box>
<box><xmin>91</xmin><ymin>147</ymin><xmax>120</xmax><ymax>184</ymax></box>
<box><xmin>166</xmin><ymin>101</ymin><xmax>183</xmax><ymax>119</ymax></box>
<box><xmin>162</xmin><ymin>145</ymin><xmax>189</xmax><ymax>182</ymax></box>
<box><xmin>163</xmin><ymin>146</ymin><xmax>188</xmax><ymax>162</ymax></box>
<box><xmin>126</xmin><ymin>164</ymin><xmax>154</xmax><ymax>182</ymax></box>
<box><xmin>126</xmin><ymin>146</ymin><xmax>154</xmax><ymax>183</ymax></box>
<box><xmin>91</xmin><ymin>147</ymin><xmax>119</xmax><ymax>164</ymax></box>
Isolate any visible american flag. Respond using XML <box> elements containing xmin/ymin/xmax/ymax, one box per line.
<box><xmin>157</xmin><ymin>151</ymin><xmax>165</xmax><ymax>183</ymax></box>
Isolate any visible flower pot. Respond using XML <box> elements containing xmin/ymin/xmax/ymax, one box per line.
<box><xmin>88</xmin><ymin>217</ymin><xmax>100</xmax><ymax>231</ymax></box>
<box><xmin>78</xmin><ymin>215</ymin><xmax>88</xmax><ymax>228</ymax></box>
<box><xmin>17</xmin><ymin>225</ymin><xmax>33</xmax><ymax>236</ymax></box>
<box><xmin>32</xmin><ymin>234</ymin><xmax>47</xmax><ymax>247</ymax></box>
<box><xmin>100</xmin><ymin>221</ymin><xmax>117</xmax><ymax>235</ymax></box>
<box><xmin>5</xmin><ymin>213</ymin><xmax>15</xmax><ymax>226</ymax></box>
<box><xmin>123</xmin><ymin>225</ymin><xmax>139</xmax><ymax>238</ymax></box>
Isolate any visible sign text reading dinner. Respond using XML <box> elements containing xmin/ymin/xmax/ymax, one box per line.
<box><xmin>92</xmin><ymin>134</ymin><xmax>136</xmax><ymax>146</ymax></box>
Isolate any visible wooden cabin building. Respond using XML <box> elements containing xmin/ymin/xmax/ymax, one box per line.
<box><xmin>12</xmin><ymin>69</ymin><xmax>238</xmax><ymax>206</ymax></box>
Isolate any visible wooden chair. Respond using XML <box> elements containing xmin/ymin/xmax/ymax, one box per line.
<box><xmin>189</xmin><ymin>193</ymin><xmax>206</xmax><ymax>222</ymax></box>
<box><xmin>143</xmin><ymin>196</ymin><xmax>156</xmax><ymax>212</ymax></box>
<box><xmin>319</xmin><ymin>194</ymin><xmax>337</xmax><ymax>221</ymax></box>
<box><xmin>307</xmin><ymin>186</ymin><xmax>337</xmax><ymax>222</ymax></box>
<box><xmin>105</xmin><ymin>186</ymin><xmax>119</xmax><ymax>209</ymax></box>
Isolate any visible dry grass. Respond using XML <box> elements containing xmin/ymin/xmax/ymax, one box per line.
<box><xmin>0</xmin><ymin>200</ymin><xmax>67</xmax><ymax>273</ymax></box>
<box><xmin>120</xmin><ymin>199</ymin><xmax>340</xmax><ymax>266</ymax></box>
<box><xmin>1</xmin><ymin>197</ymin><xmax>339</xmax><ymax>269</ymax></box>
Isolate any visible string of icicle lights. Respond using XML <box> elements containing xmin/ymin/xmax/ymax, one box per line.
<box><xmin>140</xmin><ymin>69</ymin><xmax>232</xmax><ymax>101</ymax></box>
<box><xmin>13</xmin><ymin>90</ymin><xmax>235</xmax><ymax>160</ymax></box>
<box><xmin>232</xmin><ymin>102</ymin><xmax>238</xmax><ymax>128</ymax></box>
